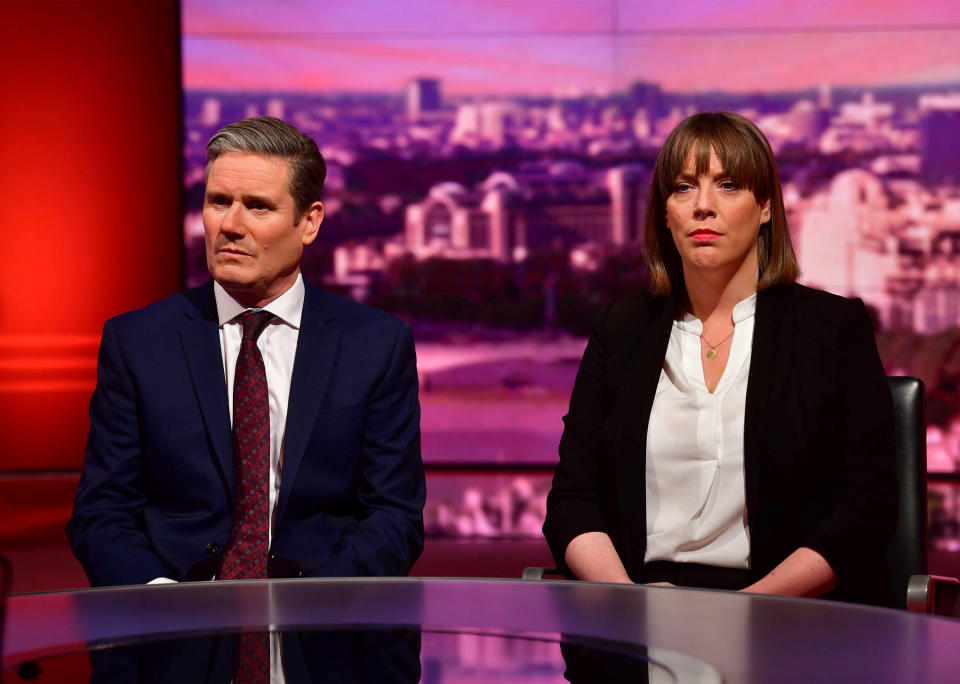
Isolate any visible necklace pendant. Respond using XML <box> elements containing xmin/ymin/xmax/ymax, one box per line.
<box><xmin>706</xmin><ymin>348</ymin><xmax>718</xmax><ymax>360</ymax></box>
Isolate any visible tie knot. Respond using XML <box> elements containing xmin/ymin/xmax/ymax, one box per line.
<box><xmin>239</xmin><ymin>310</ymin><xmax>275</xmax><ymax>341</ymax></box>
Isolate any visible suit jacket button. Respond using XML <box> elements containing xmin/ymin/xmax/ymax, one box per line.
<box><xmin>205</xmin><ymin>542</ymin><xmax>221</xmax><ymax>555</ymax></box>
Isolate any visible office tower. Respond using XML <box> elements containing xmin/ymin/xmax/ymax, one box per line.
<box><xmin>266</xmin><ymin>98</ymin><xmax>285</xmax><ymax>120</ymax></box>
<box><xmin>406</xmin><ymin>78</ymin><xmax>441</xmax><ymax>119</ymax></box>
<box><xmin>201</xmin><ymin>97</ymin><xmax>221</xmax><ymax>127</ymax></box>
<box><xmin>606</xmin><ymin>166</ymin><xmax>647</xmax><ymax>246</ymax></box>
<box><xmin>628</xmin><ymin>80</ymin><xmax>664</xmax><ymax>121</ymax></box>
<box><xmin>919</xmin><ymin>94</ymin><xmax>960</xmax><ymax>186</ymax></box>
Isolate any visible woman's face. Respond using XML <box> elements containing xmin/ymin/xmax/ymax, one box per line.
<box><xmin>665</xmin><ymin>145</ymin><xmax>770</xmax><ymax>278</ymax></box>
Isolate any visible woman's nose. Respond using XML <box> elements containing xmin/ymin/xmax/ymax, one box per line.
<box><xmin>693</xmin><ymin>186</ymin><xmax>717</xmax><ymax>219</ymax></box>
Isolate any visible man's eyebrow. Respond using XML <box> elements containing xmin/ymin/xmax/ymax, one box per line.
<box><xmin>203</xmin><ymin>191</ymin><xmax>278</xmax><ymax>206</ymax></box>
<box><xmin>241</xmin><ymin>193</ymin><xmax>278</xmax><ymax>207</ymax></box>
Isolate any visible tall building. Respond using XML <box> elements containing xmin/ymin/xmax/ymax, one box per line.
<box><xmin>919</xmin><ymin>94</ymin><xmax>960</xmax><ymax>186</ymax></box>
<box><xmin>449</xmin><ymin>101</ymin><xmax>519</xmax><ymax>148</ymax></box>
<box><xmin>479</xmin><ymin>102</ymin><xmax>511</xmax><ymax>147</ymax></box>
<box><xmin>200</xmin><ymin>97</ymin><xmax>221</xmax><ymax>127</ymax></box>
<box><xmin>606</xmin><ymin>166</ymin><xmax>648</xmax><ymax>246</ymax></box>
<box><xmin>911</xmin><ymin>230</ymin><xmax>960</xmax><ymax>333</ymax></box>
<box><xmin>795</xmin><ymin>169</ymin><xmax>898</xmax><ymax>322</ymax></box>
<box><xmin>405</xmin><ymin>78</ymin><xmax>441</xmax><ymax>119</ymax></box>
<box><xmin>628</xmin><ymin>81</ymin><xmax>664</xmax><ymax>121</ymax></box>
<box><xmin>818</xmin><ymin>83</ymin><xmax>833</xmax><ymax>110</ymax></box>
<box><xmin>266</xmin><ymin>98</ymin><xmax>285</xmax><ymax>120</ymax></box>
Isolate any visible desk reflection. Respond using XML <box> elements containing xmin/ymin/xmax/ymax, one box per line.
<box><xmin>12</xmin><ymin>630</ymin><xmax>666</xmax><ymax>683</ymax></box>
<box><xmin>87</xmin><ymin>629</ymin><xmax>422</xmax><ymax>683</ymax></box>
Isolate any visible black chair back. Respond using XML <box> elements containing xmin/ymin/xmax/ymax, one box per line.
<box><xmin>885</xmin><ymin>376</ymin><xmax>928</xmax><ymax>608</ymax></box>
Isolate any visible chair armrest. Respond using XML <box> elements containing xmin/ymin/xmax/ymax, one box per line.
<box><xmin>906</xmin><ymin>574</ymin><xmax>960</xmax><ymax>617</ymax></box>
<box><xmin>522</xmin><ymin>566</ymin><xmax>561</xmax><ymax>580</ymax></box>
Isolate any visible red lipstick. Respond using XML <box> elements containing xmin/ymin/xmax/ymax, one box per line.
<box><xmin>689</xmin><ymin>228</ymin><xmax>721</xmax><ymax>242</ymax></box>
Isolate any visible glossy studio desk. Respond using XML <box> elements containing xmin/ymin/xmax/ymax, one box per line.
<box><xmin>5</xmin><ymin>578</ymin><xmax>960</xmax><ymax>682</ymax></box>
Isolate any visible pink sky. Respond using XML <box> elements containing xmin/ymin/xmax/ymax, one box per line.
<box><xmin>182</xmin><ymin>0</ymin><xmax>960</xmax><ymax>94</ymax></box>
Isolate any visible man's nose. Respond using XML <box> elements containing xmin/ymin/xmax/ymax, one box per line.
<box><xmin>221</xmin><ymin>201</ymin><xmax>246</xmax><ymax>235</ymax></box>
<box><xmin>693</xmin><ymin>185</ymin><xmax>717</xmax><ymax>220</ymax></box>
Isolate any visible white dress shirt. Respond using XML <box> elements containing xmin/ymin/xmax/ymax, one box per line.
<box><xmin>644</xmin><ymin>294</ymin><xmax>756</xmax><ymax>568</ymax></box>
<box><xmin>214</xmin><ymin>274</ymin><xmax>303</xmax><ymax>543</ymax></box>
<box><xmin>150</xmin><ymin>274</ymin><xmax>304</xmax><ymax>683</ymax></box>
<box><xmin>215</xmin><ymin>273</ymin><xmax>304</xmax><ymax>684</ymax></box>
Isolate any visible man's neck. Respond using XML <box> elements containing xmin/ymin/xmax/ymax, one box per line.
<box><xmin>218</xmin><ymin>271</ymin><xmax>300</xmax><ymax>310</ymax></box>
<box><xmin>213</xmin><ymin>272</ymin><xmax>305</xmax><ymax>329</ymax></box>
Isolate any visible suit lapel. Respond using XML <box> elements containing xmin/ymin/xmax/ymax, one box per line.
<box><xmin>275</xmin><ymin>282</ymin><xmax>341</xmax><ymax>525</ymax></box>
<box><xmin>178</xmin><ymin>281</ymin><xmax>235</xmax><ymax>497</ymax></box>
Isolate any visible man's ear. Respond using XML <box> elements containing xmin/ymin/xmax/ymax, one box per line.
<box><xmin>300</xmin><ymin>201</ymin><xmax>324</xmax><ymax>246</ymax></box>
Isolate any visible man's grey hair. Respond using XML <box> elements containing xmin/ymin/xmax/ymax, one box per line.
<box><xmin>206</xmin><ymin>116</ymin><xmax>326</xmax><ymax>218</ymax></box>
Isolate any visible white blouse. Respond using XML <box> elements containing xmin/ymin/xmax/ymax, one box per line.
<box><xmin>644</xmin><ymin>294</ymin><xmax>757</xmax><ymax>568</ymax></box>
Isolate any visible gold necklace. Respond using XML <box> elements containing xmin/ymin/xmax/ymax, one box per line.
<box><xmin>701</xmin><ymin>329</ymin><xmax>735</xmax><ymax>360</ymax></box>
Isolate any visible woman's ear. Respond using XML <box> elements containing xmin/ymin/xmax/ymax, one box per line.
<box><xmin>760</xmin><ymin>199</ymin><xmax>771</xmax><ymax>225</ymax></box>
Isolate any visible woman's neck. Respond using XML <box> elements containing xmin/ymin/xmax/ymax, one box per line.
<box><xmin>682</xmin><ymin>258</ymin><xmax>759</xmax><ymax>323</ymax></box>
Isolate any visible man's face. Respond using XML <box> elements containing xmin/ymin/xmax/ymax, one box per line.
<box><xmin>203</xmin><ymin>152</ymin><xmax>322</xmax><ymax>307</ymax></box>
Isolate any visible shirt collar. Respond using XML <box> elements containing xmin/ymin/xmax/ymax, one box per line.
<box><xmin>213</xmin><ymin>272</ymin><xmax>305</xmax><ymax>329</ymax></box>
<box><xmin>731</xmin><ymin>292</ymin><xmax>758</xmax><ymax>323</ymax></box>
<box><xmin>675</xmin><ymin>292</ymin><xmax>758</xmax><ymax>333</ymax></box>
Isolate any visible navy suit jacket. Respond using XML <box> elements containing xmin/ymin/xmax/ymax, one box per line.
<box><xmin>68</xmin><ymin>278</ymin><xmax>426</xmax><ymax>587</ymax></box>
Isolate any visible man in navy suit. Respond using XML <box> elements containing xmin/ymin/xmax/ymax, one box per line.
<box><xmin>67</xmin><ymin>116</ymin><xmax>426</xmax><ymax>589</ymax></box>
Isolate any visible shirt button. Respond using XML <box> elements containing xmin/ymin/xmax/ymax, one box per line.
<box><xmin>205</xmin><ymin>542</ymin><xmax>221</xmax><ymax>555</ymax></box>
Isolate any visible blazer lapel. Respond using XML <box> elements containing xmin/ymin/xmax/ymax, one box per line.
<box><xmin>743</xmin><ymin>286</ymin><xmax>789</xmax><ymax>538</ymax></box>
<box><xmin>611</xmin><ymin>296</ymin><xmax>675</xmax><ymax>428</ymax></box>
<box><xmin>275</xmin><ymin>282</ymin><xmax>340</xmax><ymax>525</ymax></box>
<box><xmin>178</xmin><ymin>281</ymin><xmax>235</xmax><ymax>497</ymax></box>
<box><xmin>609</xmin><ymin>295</ymin><xmax>675</xmax><ymax>560</ymax></box>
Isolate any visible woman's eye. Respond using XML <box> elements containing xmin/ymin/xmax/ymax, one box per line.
<box><xmin>673</xmin><ymin>183</ymin><xmax>692</xmax><ymax>194</ymax></box>
<box><xmin>720</xmin><ymin>180</ymin><xmax>739</xmax><ymax>191</ymax></box>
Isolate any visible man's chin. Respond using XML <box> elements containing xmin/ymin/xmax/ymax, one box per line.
<box><xmin>209</xmin><ymin>265</ymin><xmax>259</xmax><ymax>293</ymax></box>
<box><xmin>210</xmin><ymin>260</ymin><xmax>253</xmax><ymax>282</ymax></box>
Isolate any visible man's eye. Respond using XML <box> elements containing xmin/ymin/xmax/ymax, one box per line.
<box><xmin>208</xmin><ymin>197</ymin><xmax>230</xmax><ymax>207</ymax></box>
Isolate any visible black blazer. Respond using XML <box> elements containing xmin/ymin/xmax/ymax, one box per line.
<box><xmin>543</xmin><ymin>283</ymin><xmax>898</xmax><ymax>605</ymax></box>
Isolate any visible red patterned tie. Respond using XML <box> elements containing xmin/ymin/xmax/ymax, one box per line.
<box><xmin>220</xmin><ymin>309</ymin><xmax>273</xmax><ymax>684</ymax></box>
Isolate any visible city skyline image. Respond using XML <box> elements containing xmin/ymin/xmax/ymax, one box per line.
<box><xmin>181</xmin><ymin>1</ymin><xmax>960</xmax><ymax>547</ymax></box>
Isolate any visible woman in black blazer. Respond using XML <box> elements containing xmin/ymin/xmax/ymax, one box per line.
<box><xmin>543</xmin><ymin>112</ymin><xmax>897</xmax><ymax>606</ymax></box>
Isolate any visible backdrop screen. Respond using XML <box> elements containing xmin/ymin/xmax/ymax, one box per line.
<box><xmin>181</xmin><ymin>1</ymin><xmax>960</xmax><ymax>548</ymax></box>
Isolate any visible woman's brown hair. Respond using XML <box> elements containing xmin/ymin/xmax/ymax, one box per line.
<box><xmin>644</xmin><ymin>111</ymin><xmax>799</xmax><ymax>295</ymax></box>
